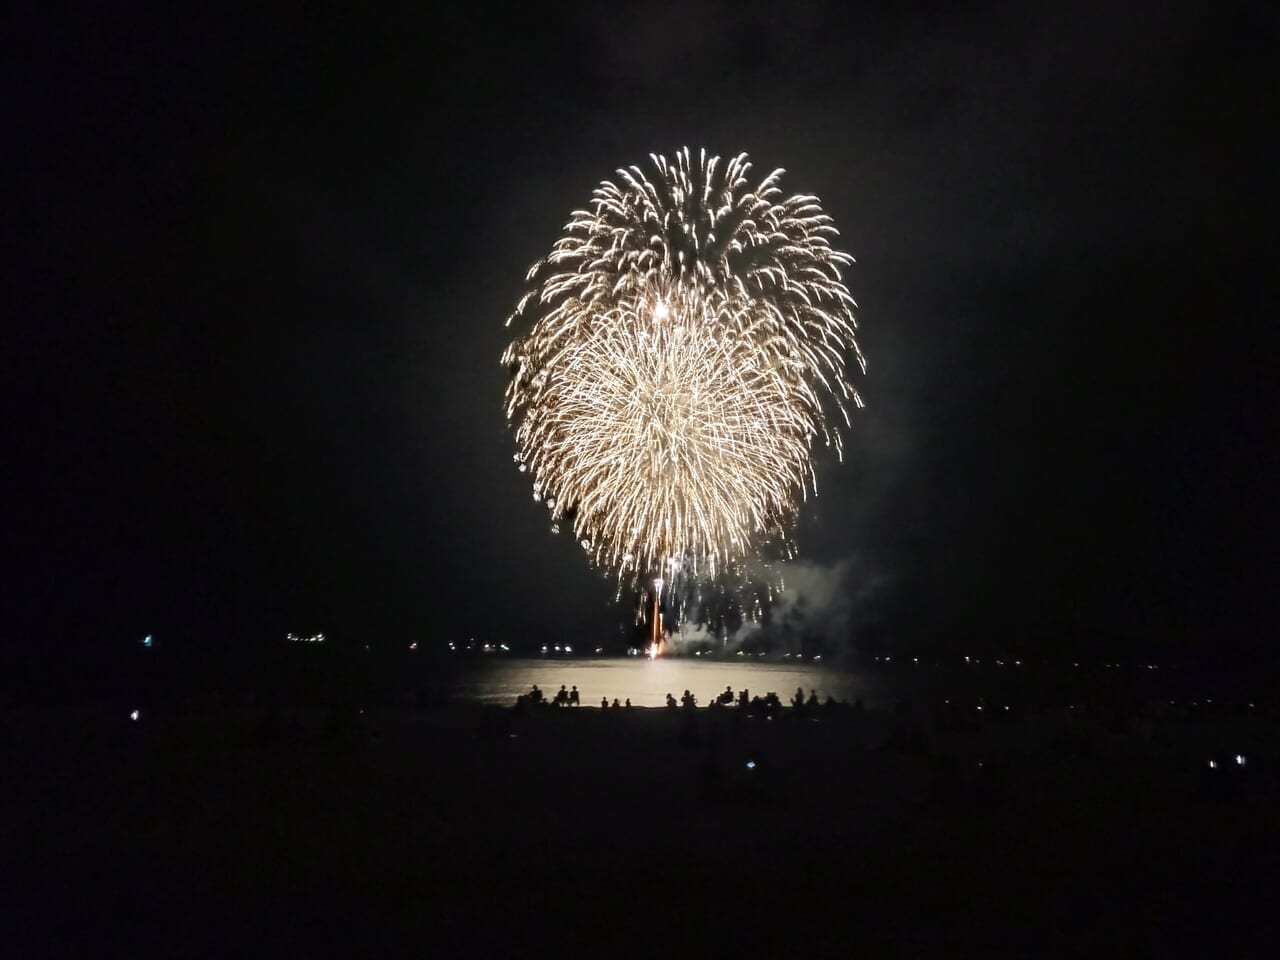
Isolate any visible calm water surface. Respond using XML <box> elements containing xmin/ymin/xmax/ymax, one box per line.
<box><xmin>452</xmin><ymin>657</ymin><xmax>883</xmax><ymax>708</ymax></box>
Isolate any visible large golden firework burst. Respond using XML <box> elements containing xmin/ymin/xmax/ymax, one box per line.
<box><xmin>503</xmin><ymin>148</ymin><xmax>865</xmax><ymax>583</ymax></box>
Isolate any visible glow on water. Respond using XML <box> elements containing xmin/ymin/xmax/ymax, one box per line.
<box><xmin>452</xmin><ymin>657</ymin><xmax>881</xmax><ymax>708</ymax></box>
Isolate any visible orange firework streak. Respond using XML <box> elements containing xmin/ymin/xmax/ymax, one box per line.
<box><xmin>651</xmin><ymin>589</ymin><xmax>661</xmax><ymax>653</ymax></box>
<box><xmin>645</xmin><ymin>579</ymin><xmax>663</xmax><ymax>659</ymax></box>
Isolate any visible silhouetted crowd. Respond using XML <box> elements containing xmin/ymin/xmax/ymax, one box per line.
<box><xmin>513</xmin><ymin>683</ymin><xmax>858</xmax><ymax>717</ymax></box>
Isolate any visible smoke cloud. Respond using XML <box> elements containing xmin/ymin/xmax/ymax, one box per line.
<box><xmin>667</xmin><ymin>558</ymin><xmax>887</xmax><ymax>658</ymax></box>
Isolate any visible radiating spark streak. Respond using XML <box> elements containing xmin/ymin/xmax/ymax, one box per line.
<box><xmin>503</xmin><ymin>148</ymin><xmax>864</xmax><ymax>585</ymax></box>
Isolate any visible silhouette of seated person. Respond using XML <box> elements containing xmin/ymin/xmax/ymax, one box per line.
<box><xmin>738</xmin><ymin>688</ymin><xmax>749</xmax><ymax>707</ymax></box>
<box><xmin>611</xmin><ymin>698</ymin><xmax>621</xmax><ymax>709</ymax></box>
<box><xmin>807</xmin><ymin>689</ymin><xmax>819</xmax><ymax>708</ymax></box>
<box><xmin>681</xmin><ymin>689</ymin><xmax>697</xmax><ymax>709</ymax></box>
<box><xmin>717</xmin><ymin>685</ymin><xmax>734</xmax><ymax>705</ymax></box>
<box><xmin>666</xmin><ymin>692</ymin><xmax>678</xmax><ymax>709</ymax></box>
<box><xmin>555</xmin><ymin>685</ymin><xmax>569</xmax><ymax>707</ymax></box>
<box><xmin>530</xmin><ymin>684</ymin><xmax>544</xmax><ymax>705</ymax></box>
<box><xmin>570</xmin><ymin>685</ymin><xmax>580</xmax><ymax>706</ymax></box>
<box><xmin>625</xmin><ymin>698</ymin><xmax>632</xmax><ymax>709</ymax></box>
<box><xmin>792</xmin><ymin>686</ymin><xmax>806</xmax><ymax>708</ymax></box>
<box><xmin>601</xmin><ymin>697</ymin><xmax>609</xmax><ymax>709</ymax></box>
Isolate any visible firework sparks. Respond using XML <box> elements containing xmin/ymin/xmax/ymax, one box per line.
<box><xmin>503</xmin><ymin>148</ymin><xmax>864</xmax><ymax>586</ymax></box>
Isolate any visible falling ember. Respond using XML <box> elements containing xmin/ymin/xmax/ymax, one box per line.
<box><xmin>502</xmin><ymin>147</ymin><xmax>865</xmax><ymax>600</ymax></box>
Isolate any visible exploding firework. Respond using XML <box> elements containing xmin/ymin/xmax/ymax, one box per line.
<box><xmin>503</xmin><ymin>148</ymin><xmax>864</xmax><ymax>591</ymax></box>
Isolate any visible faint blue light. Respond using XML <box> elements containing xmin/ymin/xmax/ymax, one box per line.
<box><xmin>142</xmin><ymin>635</ymin><xmax>153</xmax><ymax>648</ymax></box>
<box><xmin>746</xmin><ymin>761</ymin><xmax>756</xmax><ymax>771</ymax></box>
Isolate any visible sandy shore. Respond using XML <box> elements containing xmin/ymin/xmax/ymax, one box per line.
<box><xmin>4</xmin><ymin>699</ymin><xmax>1277</xmax><ymax>956</ymax></box>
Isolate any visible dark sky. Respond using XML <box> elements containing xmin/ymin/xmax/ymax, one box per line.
<box><xmin>7</xmin><ymin>1</ymin><xmax>1274</xmax><ymax>663</ymax></box>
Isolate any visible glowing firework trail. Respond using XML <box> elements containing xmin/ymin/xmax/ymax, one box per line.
<box><xmin>503</xmin><ymin>148</ymin><xmax>865</xmax><ymax>587</ymax></box>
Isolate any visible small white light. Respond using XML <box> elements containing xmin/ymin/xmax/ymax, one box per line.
<box><xmin>129</xmin><ymin>709</ymin><xmax>140</xmax><ymax>721</ymax></box>
<box><xmin>1236</xmin><ymin>755</ymin><xmax>1247</xmax><ymax>766</ymax></box>
<box><xmin>1208</xmin><ymin>760</ymin><xmax>1218</xmax><ymax>769</ymax></box>
<box><xmin>746</xmin><ymin>761</ymin><xmax>756</xmax><ymax>771</ymax></box>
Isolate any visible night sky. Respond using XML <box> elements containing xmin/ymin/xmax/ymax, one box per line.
<box><xmin>8</xmin><ymin>1</ymin><xmax>1273</xmax><ymax>669</ymax></box>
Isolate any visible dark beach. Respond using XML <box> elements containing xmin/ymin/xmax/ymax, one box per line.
<box><xmin>6</xmin><ymin>683</ymin><xmax>1277</xmax><ymax>957</ymax></box>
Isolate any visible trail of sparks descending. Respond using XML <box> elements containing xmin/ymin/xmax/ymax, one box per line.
<box><xmin>502</xmin><ymin>148</ymin><xmax>865</xmax><ymax>587</ymax></box>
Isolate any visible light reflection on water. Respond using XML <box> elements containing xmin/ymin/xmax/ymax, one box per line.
<box><xmin>452</xmin><ymin>657</ymin><xmax>882</xmax><ymax>708</ymax></box>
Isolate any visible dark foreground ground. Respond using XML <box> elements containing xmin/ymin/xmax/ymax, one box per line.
<box><xmin>5</xmin><ymin>698</ymin><xmax>1278</xmax><ymax>957</ymax></box>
